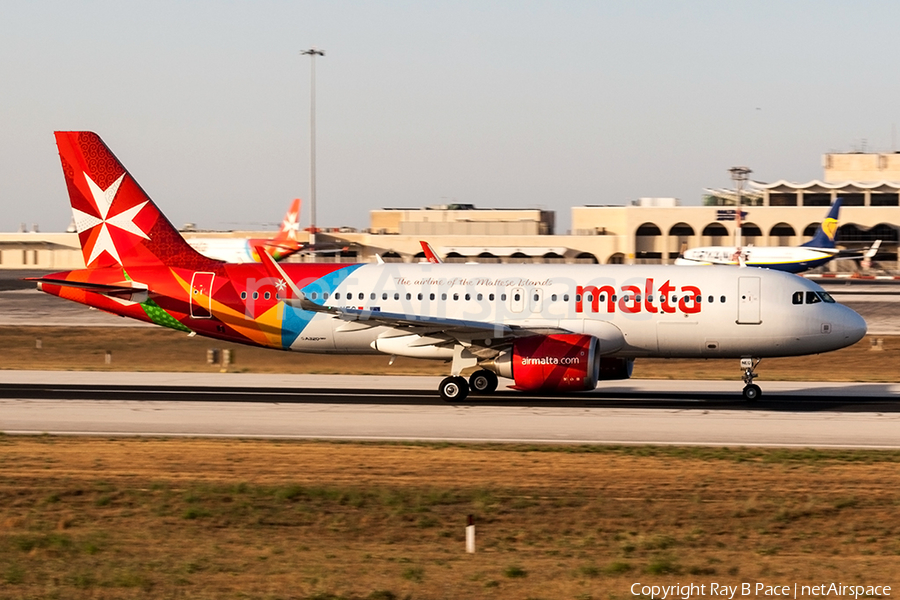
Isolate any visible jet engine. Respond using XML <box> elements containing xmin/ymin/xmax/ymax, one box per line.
<box><xmin>482</xmin><ymin>334</ymin><xmax>632</xmax><ymax>392</ymax></box>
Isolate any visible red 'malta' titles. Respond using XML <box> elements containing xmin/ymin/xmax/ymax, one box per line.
<box><xmin>575</xmin><ymin>279</ymin><xmax>701</xmax><ymax>314</ymax></box>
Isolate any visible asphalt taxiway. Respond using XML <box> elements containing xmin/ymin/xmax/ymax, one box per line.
<box><xmin>2</xmin><ymin>372</ymin><xmax>898</xmax><ymax>448</ymax></box>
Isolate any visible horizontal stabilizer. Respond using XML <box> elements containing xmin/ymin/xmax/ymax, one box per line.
<box><xmin>28</xmin><ymin>277</ymin><xmax>148</xmax><ymax>301</ymax></box>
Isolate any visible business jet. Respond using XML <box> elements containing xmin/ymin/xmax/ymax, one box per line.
<box><xmin>676</xmin><ymin>199</ymin><xmax>878</xmax><ymax>273</ymax></box>
<box><xmin>33</xmin><ymin>132</ymin><xmax>867</xmax><ymax>401</ymax></box>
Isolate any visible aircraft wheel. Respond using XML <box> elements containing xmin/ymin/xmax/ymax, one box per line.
<box><xmin>439</xmin><ymin>376</ymin><xmax>469</xmax><ymax>402</ymax></box>
<box><xmin>469</xmin><ymin>370</ymin><xmax>498</xmax><ymax>394</ymax></box>
<box><xmin>742</xmin><ymin>384</ymin><xmax>761</xmax><ymax>401</ymax></box>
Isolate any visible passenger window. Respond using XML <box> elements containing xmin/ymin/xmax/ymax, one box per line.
<box><xmin>323</xmin><ymin>293</ymin><xmax>329</xmax><ymax>299</ymax></box>
<box><xmin>394</xmin><ymin>293</ymin><xmax>399</xmax><ymax>300</ymax></box>
<box><xmin>453</xmin><ymin>293</ymin><xmax>459</xmax><ymax>301</ymax></box>
<box><xmin>359</xmin><ymin>293</ymin><xmax>364</xmax><ymax>300</ymax></box>
<box><xmin>370</xmin><ymin>293</ymin><xmax>376</xmax><ymax>300</ymax></box>
<box><xmin>477</xmin><ymin>293</ymin><xmax>483</xmax><ymax>301</ymax></box>
<box><xmin>252</xmin><ymin>292</ymin><xmax>259</xmax><ymax>300</ymax></box>
<box><xmin>587</xmin><ymin>294</ymin><xmax>593</xmax><ymax>302</ymax></box>
<box><xmin>441</xmin><ymin>293</ymin><xmax>447</xmax><ymax>300</ymax></box>
<box><xmin>311</xmin><ymin>292</ymin><xmax>318</xmax><ymax>300</ymax></box>
<box><xmin>335</xmin><ymin>293</ymin><xmax>341</xmax><ymax>300</ymax></box>
<box><xmin>430</xmin><ymin>293</ymin><xmax>435</xmax><ymax>300</ymax></box>
<box><xmin>406</xmin><ymin>293</ymin><xmax>411</xmax><ymax>300</ymax></box>
<box><xmin>612</xmin><ymin>295</ymin><xmax>618</xmax><ymax>302</ymax></box>
<box><xmin>563</xmin><ymin>294</ymin><xmax>569</xmax><ymax>302</ymax></box>
<box><xmin>241</xmin><ymin>291</ymin><xmax>247</xmax><ymax>300</ymax></box>
<box><xmin>551</xmin><ymin>294</ymin><xmax>557</xmax><ymax>302</ymax></box>
<box><xmin>720</xmin><ymin>296</ymin><xmax>726</xmax><ymax>303</ymax></box>
<box><xmin>514</xmin><ymin>293</ymin><xmax>521</xmax><ymax>301</ymax></box>
<box><xmin>417</xmin><ymin>293</ymin><xmax>423</xmax><ymax>301</ymax></box>
<box><xmin>501</xmin><ymin>294</ymin><xmax>507</xmax><ymax>301</ymax></box>
<box><xmin>576</xmin><ymin>294</ymin><xmax>582</xmax><ymax>302</ymax></box>
<box><xmin>489</xmin><ymin>293</ymin><xmax>495</xmax><ymax>301</ymax></box>
<box><xmin>792</xmin><ymin>292</ymin><xmax>803</xmax><ymax>305</ymax></box>
<box><xmin>806</xmin><ymin>291</ymin><xmax>821</xmax><ymax>304</ymax></box>
<box><xmin>695</xmin><ymin>296</ymin><xmax>701</xmax><ymax>303</ymax></box>
<box><xmin>382</xmin><ymin>293</ymin><xmax>387</xmax><ymax>300</ymax></box>
<box><xmin>465</xmin><ymin>294</ymin><xmax>471</xmax><ymax>301</ymax></box>
<box><xmin>264</xmin><ymin>292</ymin><xmax>270</xmax><ymax>300</ymax></box>
<box><xmin>707</xmin><ymin>295</ymin><xmax>713</xmax><ymax>303</ymax></box>
<box><xmin>599</xmin><ymin>295</ymin><xmax>605</xmax><ymax>302</ymax></box>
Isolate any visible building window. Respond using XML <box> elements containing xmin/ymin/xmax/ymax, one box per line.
<box><xmin>769</xmin><ymin>193</ymin><xmax>798</xmax><ymax>207</ymax></box>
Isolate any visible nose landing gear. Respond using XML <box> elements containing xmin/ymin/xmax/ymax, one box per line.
<box><xmin>741</xmin><ymin>357</ymin><xmax>761</xmax><ymax>400</ymax></box>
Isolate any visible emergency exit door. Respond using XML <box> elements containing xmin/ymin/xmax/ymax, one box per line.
<box><xmin>737</xmin><ymin>276</ymin><xmax>761</xmax><ymax>324</ymax></box>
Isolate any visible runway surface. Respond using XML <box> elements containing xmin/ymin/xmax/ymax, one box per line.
<box><xmin>2</xmin><ymin>372</ymin><xmax>899</xmax><ymax>448</ymax></box>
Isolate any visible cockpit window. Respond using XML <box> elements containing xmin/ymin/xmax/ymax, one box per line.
<box><xmin>817</xmin><ymin>291</ymin><xmax>836</xmax><ymax>303</ymax></box>
<box><xmin>805</xmin><ymin>291</ymin><xmax>821</xmax><ymax>304</ymax></box>
<box><xmin>792</xmin><ymin>291</ymin><xmax>803</xmax><ymax>305</ymax></box>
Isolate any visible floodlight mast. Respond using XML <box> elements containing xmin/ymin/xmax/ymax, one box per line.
<box><xmin>302</xmin><ymin>47</ymin><xmax>325</xmax><ymax>246</ymax></box>
<box><xmin>729</xmin><ymin>166</ymin><xmax>752</xmax><ymax>251</ymax></box>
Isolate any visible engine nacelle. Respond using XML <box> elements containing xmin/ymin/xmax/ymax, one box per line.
<box><xmin>486</xmin><ymin>334</ymin><xmax>601</xmax><ymax>392</ymax></box>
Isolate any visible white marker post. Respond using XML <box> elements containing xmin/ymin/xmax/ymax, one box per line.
<box><xmin>466</xmin><ymin>514</ymin><xmax>475</xmax><ymax>554</ymax></box>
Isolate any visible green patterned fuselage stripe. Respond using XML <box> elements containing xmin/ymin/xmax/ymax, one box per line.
<box><xmin>141</xmin><ymin>298</ymin><xmax>192</xmax><ymax>332</ymax></box>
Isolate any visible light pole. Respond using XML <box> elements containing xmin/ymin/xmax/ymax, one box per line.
<box><xmin>301</xmin><ymin>47</ymin><xmax>324</xmax><ymax>247</ymax></box>
<box><xmin>729</xmin><ymin>166</ymin><xmax>751</xmax><ymax>251</ymax></box>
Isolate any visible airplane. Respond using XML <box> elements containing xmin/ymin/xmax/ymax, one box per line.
<box><xmin>33</xmin><ymin>132</ymin><xmax>867</xmax><ymax>402</ymax></box>
<box><xmin>186</xmin><ymin>198</ymin><xmax>302</xmax><ymax>263</ymax></box>
<box><xmin>675</xmin><ymin>199</ymin><xmax>879</xmax><ymax>273</ymax></box>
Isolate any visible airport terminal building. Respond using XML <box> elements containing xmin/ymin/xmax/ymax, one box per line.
<box><xmin>2</xmin><ymin>152</ymin><xmax>898</xmax><ymax>272</ymax></box>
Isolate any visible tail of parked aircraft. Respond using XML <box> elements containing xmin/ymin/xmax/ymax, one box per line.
<box><xmin>801</xmin><ymin>197</ymin><xmax>842</xmax><ymax>249</ymax></box>
<box><xmin>261</xmin><ymin>198</ymin><xmax>302</xmax><ymax>260</ymax></box>
<box><xmin>55</xmin><ymin>131</ymin><xmax>217</xmax><ymax>270</ymax></box>
<box><xmin>274</xmin><ymin>198</ymin><xmax>301</xmax><ymax>243</ymax></box>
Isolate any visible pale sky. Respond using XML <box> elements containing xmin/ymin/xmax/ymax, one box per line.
<box><xmin>2</xmin><ymin>0</ymin><xmax>899</xmax><ymax>234</ymax></box>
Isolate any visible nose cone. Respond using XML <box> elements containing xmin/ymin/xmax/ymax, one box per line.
<box><xmin>838</xmin><ymin>306</ymin><xmax>867</xmax><ymax>347</ymax></box>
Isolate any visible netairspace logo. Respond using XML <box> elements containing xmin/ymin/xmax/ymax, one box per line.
<box><xmin>630</xmin><ymin>582</ymin><xmax>892</xmax><ymax>600</ymax></box>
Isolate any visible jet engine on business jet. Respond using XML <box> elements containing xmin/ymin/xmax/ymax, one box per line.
<box><xmin>482</xmin><ymin>333</ymin><xmax>633</xmax><ymax>392</ymax></box>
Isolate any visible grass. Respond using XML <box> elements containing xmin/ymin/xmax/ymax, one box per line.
<box><xmin>1</xmin><ymin>437</ymin><xmax>900</xmax><ymax>599</ymax></box>
<box><xmin>0</xmin><ymin>325</ymin><xmax>898</xmax><ymax>381</ymax></box>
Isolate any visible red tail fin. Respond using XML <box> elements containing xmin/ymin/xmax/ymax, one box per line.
<box><xmin>55</xmin><ymin>132</ymin><xmax>217</xmax><ymax>270</ymax></box>
<box><xmin>273</xmin><ymin>198</ymin><xmax>301</xmax><ymax>245</ymax></box>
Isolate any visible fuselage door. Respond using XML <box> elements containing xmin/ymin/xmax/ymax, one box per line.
<box><xmin>190</xmin><ymin>271</ymin><xmax>215</xmax><ymax>319</ymax></box>
<box><xmin>737</xmin><ymin>276</ymin><xmax>761</xmax><ymax>324</ymax></box>
<box><xmin>509</xmin><ymin>287</ymin><xmax>525</xmax><ymax>313</ymax></box>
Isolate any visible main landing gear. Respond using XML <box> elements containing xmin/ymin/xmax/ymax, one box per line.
<box><xmin>439</xmin><ymin>376</ymin><xmax>469</xmax><ymax>402</ymax></box>
<box><xmin>438</xmin><ymin>370</ymin><xmax>499</xmax><ymax>402</ymax></box>
<box><xmin>741</xmin><ymin>357</ymin><xmax>762</xmax><ymax>401</ymax></box>
<box><xmin>469</xmin><ymin>369</ymin><xmax>498</xmax><ymax>394</ymax></box>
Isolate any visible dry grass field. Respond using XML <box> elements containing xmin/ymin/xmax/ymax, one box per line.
<box><xmin>1</xmin><ymin>438</ymin><xmax>899</xmax><ymax>600</ymax></box>
<box><xmin>0</xmin><ymin>326</ymin><xmax>898</xmax><ymax>382</ymax></box>
<box><xmin>1</xmin><ymin>327</ymin><xmax>898</xmax><ymax>598</ymax></box>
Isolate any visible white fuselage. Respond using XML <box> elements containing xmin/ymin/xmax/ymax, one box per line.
<box><xmin>188</xmin><ymin>238</ymin><xmax>254</xmax><ymax>263</ymax></box>
<box><xmin>675</xmin><ymin>246</ymin><xmax>835</xmax><ymax>273</ymax></box>
<box><xmin>271</xmin><ymin>263</ymin><xmax>866</xmax><ymax>359</ymax></box>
